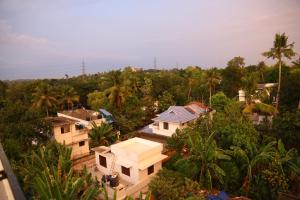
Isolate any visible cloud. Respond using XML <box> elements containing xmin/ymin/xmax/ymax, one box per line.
<box><xmin>0</xmin><ymin>19</ymin><xmax>49</xmax><ymax>47</ymax></box>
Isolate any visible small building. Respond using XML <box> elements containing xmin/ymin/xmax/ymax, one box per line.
<box><xmin>57</xmin><ymin>108</ymin><xmax>103</xmax><ymax>129</ymax></box>
<box><xmin>91</xmin><ymin>137</ymin><xmax>167</xmax><ymax>200</ymax></box>
<box><xmin>140</xmin><ymin>102</ymin><xmax>209</xmax><ymax>137</ymax></box>
<box><xmin>48</xmin><ymin>116</ymin><xmax>90</xmax><ymax>160</ymax></box>
<box><xmin>99</xmin><ymin>109</ymin><xmax>115</xmax><ymax>124</ymax></box>
<box><xmin>48</xmin><ymin>108</ymin><xmax>105</xmax><ymax>159</ymax></box>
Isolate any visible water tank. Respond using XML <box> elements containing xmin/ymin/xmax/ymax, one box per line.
<box><xmin>110</xmin><ymin>174</ymin><xmax>119</xmax><ymax>187</ymax></box>
<box><xmin>101</xmin><ymin>175</ymin><xmax>111</xmax><ymax>183</ymax></box>
<box><xmin>238</xmin><ymin>90</ymin><xmax>245</xmax><ymax>102</ymax></box>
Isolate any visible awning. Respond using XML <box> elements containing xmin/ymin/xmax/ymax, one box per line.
<box><xmin>138</xmin><ymin>154</ymin><xmax>168</xmax><ymax>170</ymax></box>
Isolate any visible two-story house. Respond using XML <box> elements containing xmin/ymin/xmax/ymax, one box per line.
<box><xmin>48</xmin><ymin>116</ymin><xmax>90</xmax><ymax>159</ymax></box>
<box><xmin>91</xmin><ymin>137</ymin><xmax>167</xmax><ymax>200</ymax></box>
<box><xmin>48</xmin><ymin>108</ymin><xmax>104</xmax><ymax>159</ymax></box>
<box><xmin>140</xmin><ymin>102</ymin><xmax>209</xmax><ymax>137</ymax></box>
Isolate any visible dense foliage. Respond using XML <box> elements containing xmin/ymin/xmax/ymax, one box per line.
<box><xmin>0</xmin><ymin>33</ymin><xmax>299</xmax><ymax>199</ymax></box>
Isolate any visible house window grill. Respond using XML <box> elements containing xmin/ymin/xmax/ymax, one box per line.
<box><xmin>121</xmin><ymin>166</ymin><xmax>130</xmax><ymax>176</ymax></box>
<box><xmin>99</xmin><ymin>155</ymin><xmax>107</xmax><ymax>167</ymax></box>
<box><xmin>163</xmin><ymin>122</ymin><xmax>169</xmax><ymax>130</ymax></box>
<box><xmin>148</xmin><ymin>165</ymin><xmax>154</xmax><ymax>175</ymax></box>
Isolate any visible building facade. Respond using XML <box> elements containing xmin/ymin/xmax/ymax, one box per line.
<box><xmin>49</xmin><ymin>108</ymin><xmax>104</xmax><ymax>159</ymax></box>
<box><xmin>92</xmin><ymin>137</ymin><xmax>167</xmax><ymax>200</ymax></box>
<box><xmin>140</xmin><ymin>102</ymin><xmax>209</xmax><ymax>137</ymax></box>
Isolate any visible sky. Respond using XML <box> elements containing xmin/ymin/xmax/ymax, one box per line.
<box><xmin>0</xmin><ymin>0</ymin><xmax>300</xmax><ymax>80</ymax></box>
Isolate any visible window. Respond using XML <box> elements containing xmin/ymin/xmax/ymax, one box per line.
<box><xmin>148</xmin><ymin>165</ymin><xmax>154</xmax><ymax>175</ymax></box>
<box><xmin>60</xmin><ymin>125</ymin><xmax>70</xmax><ymax>134</ymax></box>
<box><xmin>121</xmin><ymin>166</ymin><xmax>130</xmax><ymax>176</ymax></box>
<box><xmin>163</xmin><ymin>122</ymin><xmax>169</xmax><ymax>130</ymax></box>
<box><xmin>99</xmin><ymin>155</ymin><xmax>107</xmax><ymax>167</ymax></box>
<box><xmin>79</xmin><ymin>141</ymin><xmax>85</xmax><ymax>146</ymax></box>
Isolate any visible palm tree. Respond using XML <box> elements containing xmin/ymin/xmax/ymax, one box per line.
<box><xmin>102</xmin><ymin>70</ymin><xmax>130</xmax><ymax>110</ymax></box>
<box><xmin>58</xmin><ymin>85</ymin><xmax>80</xmax><ymax>110</ymax></box>
<box><xmin>262</xmin><ymin>33</ymin><xmax>296</xmax><ymax>110</ymax></box>
<box><xmin>292</xmin><ymin>56</ymin><xmax>300</xmax><ymax>67</ymax></box>
<box><xmin>205</xmin><ymin>68</ymin><xmax>221</xmax><ymax>107</ymax></box>
<box><xmin>89</xmin><ymin>122</ymin><xmax>116</xmax><ymax>147</ymax></box>
<box><xmin>22</xmin><ymin>143</ymin><xmax>100</xmax><ymax>199</ymax></box>
<box><xmin>275</xmin><ymin>139</ymin><xmax>300</xmax><ymax>177</ymax></box>
<box><xmin>32</xmin><ymin>82</ymin><xmax>57</xmax><ymax>116</ymax></box>
<box><xmin>229</xmin><ymin>141</ymin><xmax>276</xmax><ymax>193</ymax></box>
<box><xmin>257</xmin><ymin>61</ymin><xmax>267</xmax><ymax>83</ymax></box>
<box><xmin>188</xmin><ymin>132</ymin><xmax>231</xmax><ymax>190</ymax></box>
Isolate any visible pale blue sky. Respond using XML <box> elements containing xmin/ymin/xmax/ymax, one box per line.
<box><xmin>0</xmin><ymin>0</ymin><xmax>300</xmax><ymax>79</ymax></box>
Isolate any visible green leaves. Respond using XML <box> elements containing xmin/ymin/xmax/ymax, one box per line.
<box><xmin>22</xmin><ymin>143</ymin><xmax>100</xmax><ymax>200</ymax></box>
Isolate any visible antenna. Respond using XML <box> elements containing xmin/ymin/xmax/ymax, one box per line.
<box><xmin>154</xmin><ymin>56</ymin><xmax>157</xmax><ymax>69</ymax></box>
<box><xmin>81</xmin><ymin>59</ymin><xmax>86</xmax><ymax>75</ymax></box>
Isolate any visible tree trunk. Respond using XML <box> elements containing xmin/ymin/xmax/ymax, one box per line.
<box><xmin>46</xmin><ymin>107</ymin><xmax>49</xmax><ymax>117</ymax></box>
<box><xmin>275</xmin><ymin>58</ymin><xmax>282</xmax><ymax>111</ymax></box>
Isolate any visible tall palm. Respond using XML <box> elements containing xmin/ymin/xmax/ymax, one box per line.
<box><xmin>58</xmin><ymin>85</ymin><xmax>80</xmax><ymax>110</ymax></box>
<box><xmin>22</xmin><ymin>143</ymin><xmax>100</xmax><ymax>199</ymax></box>
<box><xmin>89</xmin><ymin>122</ymin><xmax>115</xmax><ymax>147</ymax></box>
<box><xmin>103</xmin><ymin>70</ymin><xmax>129</xmax><ymax>110</ymax></box>
<box><xmin>188</xmin><ymin>132</ymin><xmax>231</xmax><ymax>190</ymax></box>
<box><xmin>32</xmin><ymin>82</ymin><xmax>57</xmax><ymax>116</ymax></box>
<box><xmin>262</xmin><ymin>33</ymin><xmax>295</xmax><ymax>110</ymax></box>
<box><xmin>205</xmin><ymin>68</ymin><xmax>221</xmax><ymax>107</ymax></box>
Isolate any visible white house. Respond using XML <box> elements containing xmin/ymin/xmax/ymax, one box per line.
<box><xmin>91</xmin><ymin>137</ymin><xmax>167</xmax><ymax>200</ymax></box>
<box><xmin>140</xmin><ymin>102</ymin><xmax>209</xmax><ymax>137</ymax></box>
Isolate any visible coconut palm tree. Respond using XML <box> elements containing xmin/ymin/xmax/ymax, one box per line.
<box><xmin>32</xmin><ymin>82</ymin><xmax>57</xmax><ymax>116</ymax></box>
<box><xmin>188</xmin><ymin>132</ymin><xmax>231</xmax><ymax>190</ymax></box>
<box><xmin>102</xmin><ymin>70</ymin><xmax>130</xmax><ymax>110</ymax></box>
<box><xmin>257</xmin><ymin>61</ymin><xmax>267</xmax><ymax>82</ymax></box>
<box><xmin>262</xmin><ymin>33</ymin><xmax>296</xmax><ymax>110</ymax></box>
<box><xmin>58</xmin><ymin>85</ymin><xmax>80</xmax><ymax>110</ymax></box>
<box><xmin>205</xmin><ymin>68</ymin><xmax>221</xmax><ymax>107</ymax></box>
<box><xmin>89</xmin><ymin>122</ymin><xmax>116</xmax><ymax>147</ymax></box>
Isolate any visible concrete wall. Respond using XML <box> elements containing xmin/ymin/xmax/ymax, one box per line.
<box><xmin>95</xmin><ymin>152</ymin><xmax>163</xmax><ymax>185</ymax></box>
<box><xmin>138</xmin><ymin>162</ymin><xmax>161</xmax><ymax>181</ymax></box>
<box><xmin>53</xmin><ymin>123</ymin><xmax>90</xmax><ymax>159</ymax></box>
<box><xmin>151</xmin><ymin>121</ymin><xmax>187</xmax><ymax>137</ymax></box>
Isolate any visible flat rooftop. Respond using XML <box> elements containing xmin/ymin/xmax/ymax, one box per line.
<box><xmin>46</xmin><ymin>116</ymin><xmax>78</xmax><ymax>127</ymax></box>
<box><xmin>111</xmin><ymin>137</ymin><xmax>162</xmax><ymax>155</ymax></box>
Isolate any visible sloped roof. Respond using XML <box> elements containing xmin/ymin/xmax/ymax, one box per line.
<box><xmin>152</xmin><ymin>106</ymin><xmax>198</xmax><ymax>123</ymax></box>
<box><xmin>185</xmin><ymin>104</ymin><xmax>208</xmax><ymax>115</ymax></box>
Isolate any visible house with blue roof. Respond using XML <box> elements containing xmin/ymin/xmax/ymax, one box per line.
<box><xmin>140</xmin><ymin>102</ymin><xmax>209</xmax><ymax>137</ymax></box>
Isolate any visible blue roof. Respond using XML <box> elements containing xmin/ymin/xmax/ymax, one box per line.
<box><xmin>152</xmin><ymin>106</ymin><xmax>198</xmax><ymax>123</ymax></box>
<box><xmin>99</xmin><ymin>109</ymin><xmax>112</xmax><ymax>116</ymax></box>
